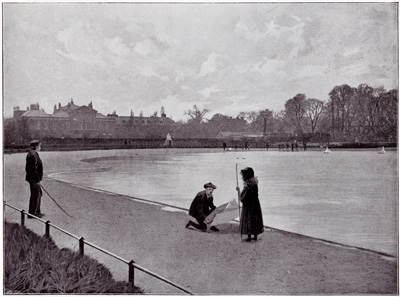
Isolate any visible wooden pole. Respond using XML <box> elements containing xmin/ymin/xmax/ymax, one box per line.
<box><xmin>236</xmin><ymin>164</ymin><xmax>241</xmax><ymax>239</ymax></box>
<box><xmin>40</xmin><ymin>184</ymin><xmax>73</xmax><ymax>218</ymax></box>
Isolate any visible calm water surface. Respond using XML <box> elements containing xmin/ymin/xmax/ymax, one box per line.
<box><xmin>50</xmin><ymin>148</ymin><xmax>398</xmax><ymax>256</ymax></box>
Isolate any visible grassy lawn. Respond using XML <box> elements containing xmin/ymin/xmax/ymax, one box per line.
<box><xmin>4</xmin><ymin>221</ymin><xmax>143</xmax><ymax>293</ymax></box>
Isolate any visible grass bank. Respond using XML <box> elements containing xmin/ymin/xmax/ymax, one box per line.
<box><xmin>4</xmin><ymin>221</ymin><xmax>143</xmax><ymax>294</ymax></box>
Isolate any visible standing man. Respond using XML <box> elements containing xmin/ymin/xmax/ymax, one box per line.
<box><xmin>303</xmin><ymin>139</ymin><xmax>307</xmax><ymax>151</ymax></box>
<box><xmin>186</xmin><ymin>182</ymin><xmax>219</xmax><ymax>232</ymax></box>
<box><xmin>25</xmin><ymin>140</ymin><xmax>44</xmax><ymax>218</ymax></box>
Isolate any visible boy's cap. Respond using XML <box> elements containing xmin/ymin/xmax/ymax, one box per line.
<box><xmin>204</xmin><ymin>182</ymin><xmax>217</xmax><ymax>189</ymax></box>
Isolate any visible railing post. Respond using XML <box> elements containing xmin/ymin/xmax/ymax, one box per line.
<box><xmin>129</xmin><ymin>260</ymin><xmax>135</xmax><ymax>289</ymax></box>
<box><xmin>21</xmin><ymin>210</ymin><xmax>25</xmax><ymax>226</ymax></box>
<box><xmin>45</xmin><ymin>221</ymin><xmax>51</xmax><ymax>238</ymax></box>
<box><xmin>79</xmin><ymin>237</ymin><xmax>84</xmax><ymax>256</ymax></box>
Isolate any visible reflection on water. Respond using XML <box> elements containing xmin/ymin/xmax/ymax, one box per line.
<box><xmin>50</xmin><ymin>149</ymin><xmax>398</xmax><ymax>256</ymax></box>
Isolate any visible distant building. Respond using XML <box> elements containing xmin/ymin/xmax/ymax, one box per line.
<box><xmin>8</xmin><ymin>99</ymin><xmax>176</xmax><ymax>140</ymax></box>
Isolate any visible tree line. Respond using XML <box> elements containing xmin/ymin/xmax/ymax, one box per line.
<box><xmin>4</xmin><ymin>83</ymin><xmax>397</xmax><ymax>146</ymax></box>
<box><xmin>182</xmin><ymin>83</ymin><xmax>397</xmax><ymax>142</ymax></box>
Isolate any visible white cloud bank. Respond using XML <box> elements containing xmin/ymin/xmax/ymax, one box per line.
<box><xmin>3</xmin><ymin>3</ymin><xmax>398</xmax><ymax>121</ymax></box>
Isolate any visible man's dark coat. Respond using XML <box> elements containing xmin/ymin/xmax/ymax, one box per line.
<box><xmin>25</xmin><ymin>150</ymin><xmax>43</xmax><ymax>183</ymax></box>
<box><xmin>25</xmin><ymin>149</ymin><xmax>43</xmax><ymax>216</ymax></box>
<box><xmin>189</xmin><ymin>190</ymin><xmax>216</xmax><ymax>221</ymax></box>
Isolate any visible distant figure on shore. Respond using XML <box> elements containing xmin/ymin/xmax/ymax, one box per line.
<box><xmin>286</xmin><ymin>142</ymin><xmax>290</xmax><ymax>151</ymax></box>
<box><xmin>25</xmin><ymin>140</ymin><xmax>44</xmax><ymax>218</ymax></box>
<box><xmin>244</xmin><ymin>141</ymin><xmax>249</xmax><ymax>150</ymax></box>
<box><xmin>236</xmin><ymin>167</ymin><xmax>264</xmax><ymax>242</ymax></box>
<box><xmin>291</xmin><ymin>142</ymin><xmax>294</xmax><ymax>151</ymax></box>
<box><xmin>186</xmin><ymin>182</ymin><xmax>219</xmax><ymax>232</ymax></box>
<box><xmin>379</xmin><ymin>146</ymin><xmax>386</xmax><ymax>154</ymax></box>
<box><xmin>303</xmin><ymin>139</ymin><xmax>307</xmax><ymax>151</ymax></box>
<box><xmin>266</xmin><ymin>142</ymin><xmax>270</xmax><ymax>151</ymax></box>
<box><xmin>223</xmin><ymin>142</ymin><xmax>227</xmax><ymax>151</ymax></box>
<box><xmin>165</xmin><ymin>133</ymin><xmax>173</xmax><ymax>147</ymax></box>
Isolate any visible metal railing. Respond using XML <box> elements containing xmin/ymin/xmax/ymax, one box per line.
<box><xmin>4</xmin><ymin>201</ymin><xmax>193</xmax><ymax>295</ymax></box>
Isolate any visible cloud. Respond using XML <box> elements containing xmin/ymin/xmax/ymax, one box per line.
<box><xmin>255</xmin><ymin>58</ymin><xmax>287</xmax><ymax>76</ymax></box>
<box><xmin>265</xmin><ymin>20</ymin><xmax>280</xmax><ymax>37</ymax></box>
<box><xmin>343</xmin><ymin>47</ymin><xmax>361</xmax><ymax>58</ymax></box>
<box><xmin>175</xmin><ymin>72</ymin><xmax>189</xmax><ymax>82</ymax></box>
<box><xmin>198</xmin><ymin>53</ymin><xmax>218</xmax><ymax>77</ymax></box>
<box><xmin>197</xmin><ymin>85</ymin><xmax>220</xmax><ymax>98</ymax></box>
<box><xmin>234</xmin><ymin>21</ymin><xmax>265</xmax><ymax>42</ymax></box>
<box><xmin>134</xmin><ymin>39</ymin><xmax>160</xmax><ymax>57</ymax></box>
<box><xmin>3</xmin><ymin>3</ymin><xmax>398</xmax><ymax>121</ymax></box>
<box><xmin>138</xmin><ymin>66</ymin><xmax>169</xmax><ymax>81</ymax></box>
<box><xmin>198</xmin><ymin>52</ymin><xmax>231</xmax><ymax>78</ymax></box>
<box><xmin>291</xmin><ymin>15</ymin><xmax>302</xmax><ymax>22</ymax></box>
<box><xmin>160</xmin><ymin>94</ymin><xmax>187</xmax><ymax>120</ymax></box>
<box><xmin>55</xmin><ymin>22</ymin><xmax>108</xmax><ymax>67</ymax></box>
<box><xmin>106</xmin><ymin>36</ymin><xmax>131</xmax><ymax>57</ymax></box>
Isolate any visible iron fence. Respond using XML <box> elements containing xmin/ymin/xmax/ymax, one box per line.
<box><xmin>4</xmin><ymin>201</ymin><xmax>193</xmax><ymax>295</ymax></box>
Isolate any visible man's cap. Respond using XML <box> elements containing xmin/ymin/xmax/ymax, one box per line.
<box><xmin>204</xmin><ymin>182</ymin><xmax>217</xmax><ymax>189</ymax></box>
<box><xmin>30</xmin><ymin>140</ymin><xmax>41</xmax><ymax>146</ymax></box>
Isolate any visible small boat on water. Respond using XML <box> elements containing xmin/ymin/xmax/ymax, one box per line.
<box><xmin>324</xmin><ymin>147</ymin><xmax>331</xmax><ymax>154</ymax></box>
<box><xmin>378</xmin><ymin>146</ymin><xmax>386</xmax><ymax>154</ymax></box>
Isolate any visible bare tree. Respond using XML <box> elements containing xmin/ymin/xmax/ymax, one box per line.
<box><xmin>328</xmin><ymin>84</ymin><xmax>356</xmax><ymax>135</ymax></box>
<box><xmin>184</xmin><ymin>105</ymin><xmax>209</xmax><ymax>123</ymax></box>
<box><xmin>259</xmin><ymin>109</ymin><xmax>274</xmax><ymax>136</ymax></box>
<box><xmin>284</xmin><ymin>94</ymin><xmax>307</xmax><ymax>133</ymax></box>
<box><xmin>377</xmin><ymin>88</ymin><xmax>398</xmax><ymax>140</ymax></box>
<box><xmin>237</xmin><ymin>111</ymin><xmax>259</xmax><ymax>126</ymax></box>
<box><xmin>272</xmin><ymin>110</ymin><xmax>288</xmax><ymax>133</ymax></box>
<box><xmin>305</xmin><ymin>98</ymin><xmax>324</xmax><ymax>133</ymax></box>
<box><xmin>353</xmin><ymin>84</ymin><xmax>374</xmax><ymax>128</ymax></box>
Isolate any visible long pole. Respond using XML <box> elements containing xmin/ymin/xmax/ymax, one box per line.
<box><xmin>236</xmin><ymin>163</ymin><xmax>241</xmax><ymax>239</ymax></box>
<box><xmin>40</xmin><ymin>184</ymin><xmax>73</xmax><ymax>218</ymax></box>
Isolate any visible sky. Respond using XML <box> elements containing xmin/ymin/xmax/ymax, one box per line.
<box><xmin>3</xmin><ymin>2</ymin><xmax>398</xmax><ymax>122</ymax></box>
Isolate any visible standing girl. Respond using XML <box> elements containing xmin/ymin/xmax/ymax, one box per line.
<box><xmin>236</xmin><ymin>167</ymin><xmax>264</xmax><ymax>242</ymax></box>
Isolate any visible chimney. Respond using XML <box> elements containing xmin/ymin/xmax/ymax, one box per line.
<box><xmin>30</xmin><ymin>103</ymin><xmax>39</xmax><ymax>110</ymax></box>
<box><xmin>161</xmin><ymin>106</ymin><xmax>166</xmax><ymax>118</ymax></box>
<box><xmin>13</xmin><ymin>106</ymin><xmax>25</xmax><ymax>118</ymax></box>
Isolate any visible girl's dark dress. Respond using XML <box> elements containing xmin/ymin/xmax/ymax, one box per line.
<box><xmin>239</xmin><ymin>177</ymin><xmax>264</xmax><ymax>236</ymax></box>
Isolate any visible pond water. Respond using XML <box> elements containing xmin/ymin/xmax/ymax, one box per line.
<box><xmin>49</xmin><ymin>148</ymin><xmax>398</xmax><ymax>256</ymax></box>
